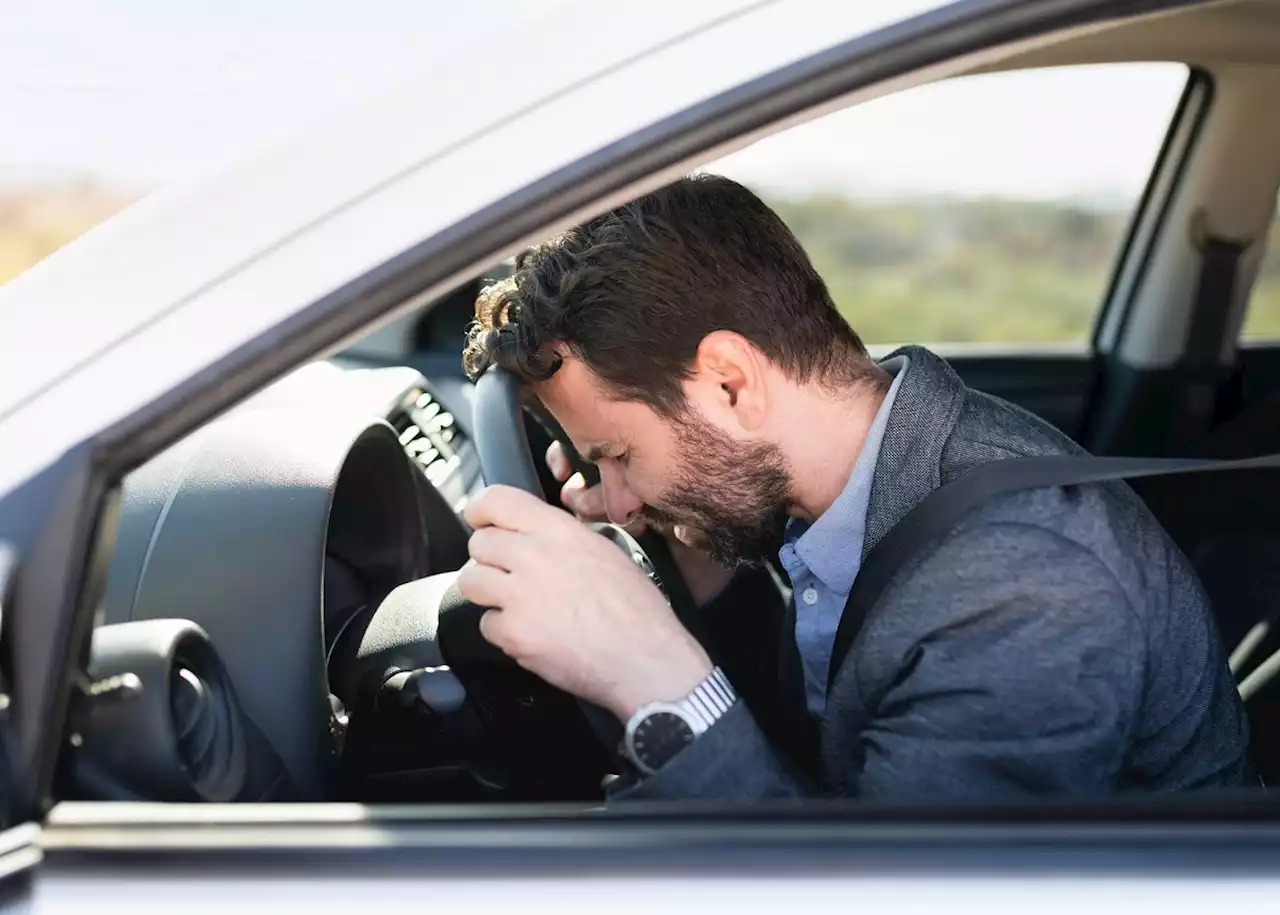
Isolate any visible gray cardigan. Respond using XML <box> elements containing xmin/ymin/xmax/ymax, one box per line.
<box><xmin>616</xmin><ymin>346</ymin><xmax>1255</xmax><ymax>800</ymax></box>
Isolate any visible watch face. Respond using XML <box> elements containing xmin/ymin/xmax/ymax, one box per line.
<box><xmin>630</xmin><ymin>709</ymin><xmax>696</xmax><ymax>775</ymax></box>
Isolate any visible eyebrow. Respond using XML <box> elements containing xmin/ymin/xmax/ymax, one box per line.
<box><xmin>581</xmin><ymin>442</ymin><xmax>617</xmax><ymax>463</ymax></box>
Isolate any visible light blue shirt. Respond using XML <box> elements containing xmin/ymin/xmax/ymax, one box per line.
<box><xmin>777</xmin><ymin>356</ymin><xmax>908</xmax><ymax>717</ymax></box>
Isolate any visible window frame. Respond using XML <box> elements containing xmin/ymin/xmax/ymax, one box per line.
<box><xmin>4</xmin><ymin>0</ymin><xmax>1254</xmax><ymax>834</ymax></box>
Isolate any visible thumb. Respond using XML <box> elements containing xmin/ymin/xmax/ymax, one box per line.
<box><xmin>561</xmin><ymin>474</ymin><xmax>608</xmax><ymax>520</ymax></box>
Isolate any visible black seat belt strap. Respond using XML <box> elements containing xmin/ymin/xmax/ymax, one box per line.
<box><xmin>1176</xmin><ymin>235</ymin><xmax>1247</xmax><ymax>442</ymax></box>
<box><xmin>827</xmin><ymin>451</ymin><xmax>1280</xmax><ymax>694</ymax></box>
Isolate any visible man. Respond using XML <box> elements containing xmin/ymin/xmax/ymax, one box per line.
<box><xmin>458</xmin><ymin>174</ymin><xmax>1255</xmax><ymax>799</ymax></box>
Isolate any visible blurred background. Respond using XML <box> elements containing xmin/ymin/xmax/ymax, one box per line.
<box><xmin>5</xmin><ymin>0</ymin><xmax>1279</xmax><ymax>345</ymax></box>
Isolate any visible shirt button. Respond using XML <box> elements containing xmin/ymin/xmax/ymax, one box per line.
<box><xmin>801</xmin><ymin>587</ymin><xmax>819</xmax><ymax>606</ymax></box>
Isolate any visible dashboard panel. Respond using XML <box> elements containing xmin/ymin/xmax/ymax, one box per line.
<box><xmin>98</xmin><ymin>359</ymin><xmax>477</xmax><ymax>799</ymax></box>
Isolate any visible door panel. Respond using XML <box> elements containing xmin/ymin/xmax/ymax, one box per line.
<box><xmin>32</xmin><ymin>804</ymin><xmax>1280</xmax><ymax>911</ymax></box>
<box><xmin>0</xmin><ymin>823</ymin><xmax>42</xmax><ymax>910</ymax></box>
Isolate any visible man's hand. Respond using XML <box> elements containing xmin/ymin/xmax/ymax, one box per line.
<box><xmin>458</xmin><ymin>484</ymin><xmax>713</xmax><ymax>721</ymax></box>
<box><xmin>546</xmin><ymin>441</ymin><xmax>734</xmax><ymax>605</ymax></box>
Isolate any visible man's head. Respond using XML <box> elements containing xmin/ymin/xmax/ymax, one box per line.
<box><xmin>463</xmin><ymin>174</ymin><xmax>882</xmax><ymax>565</ymax></box>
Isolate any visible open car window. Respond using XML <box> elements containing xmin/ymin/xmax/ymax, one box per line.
<box><xmin>709</xmin><ymin>63</ymin><xmax>1188</xmax><ymax>349</ymax></box>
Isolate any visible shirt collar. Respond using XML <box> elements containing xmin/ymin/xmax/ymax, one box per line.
<box><xmin>782</xmin><ymin>356</ymin><xmax>909</xmax><ymax>594</ymax></box>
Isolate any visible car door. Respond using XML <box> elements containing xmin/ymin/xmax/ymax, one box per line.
<box><xmin>8</xmin><ymin>0</ymin><xmax>1280</xmax><ymax>909</ymax></box>
<box><xmin>0</xmin><ymin>541</ymin><xmax>51</xmax><ymax>909</ymax></box>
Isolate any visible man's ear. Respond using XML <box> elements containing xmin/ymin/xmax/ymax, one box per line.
<box><xmin>691</xmin><ymin>331</ymin><xmax>768</xmax><ymax>432</ymax></box>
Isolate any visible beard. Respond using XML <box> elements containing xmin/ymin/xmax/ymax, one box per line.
<box><xmin>637</xmin><ymin>414</ymin><xmax>792</xmax><ymax>568</ymax></box>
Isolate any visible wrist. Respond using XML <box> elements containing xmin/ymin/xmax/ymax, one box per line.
<box><xmin>621</xmin><ymin>665</ymin><xmax>738</xmax><ymax>778</ymax></box>
<box><xmin>607</xmin><ymin>637</ymin><xmax>713</xmax><ymax>721</ymax></box>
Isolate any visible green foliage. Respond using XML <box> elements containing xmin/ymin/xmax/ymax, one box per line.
<box><xmin>766</xmin><ymin>194</ymin><xmax>1126</xmax><ymax>344</ymax></box>
<box><xmin>767</xmin><ymin>194</ymin><xmax>1280</xmax><ymax>345</ymax></box>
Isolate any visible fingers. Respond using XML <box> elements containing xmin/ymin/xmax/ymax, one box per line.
<box><xmin>467</xmin><ymin>526</ymin><xmax>539</xmax><ymax>572</ymax></box>
<box><xmin>545</xmin><ymin>440</ymin><xmax>572</xmax><ymax>483</ymax></box>
<box><xmin>477</xmin><ymin>608</ymin><xmax>504</xmax><ymax>648</ymax></box>
<box><xmin>622</xmin><ymin>515</ymin><xmax>649</xmax><ymax>537</ymax></box>
<box><xmin>561</xmin><ymin>472</ymin><xmax>608</xmax><ymax>520</ymax></box>
<box><xmin>464</xmin><ymin>484</ymin><xmax>573</xmax><ymax>535</ymax></box>
<box><xmin>478</xmin><ymin>608</ymin><xmax>537</xmax><ymax>663</ymax></box>
<box><xmin>456</xmin><ymin>561</ymin><xmax>514</xmax><ymax>608</ymax></box>
<box><xmin>672</xmin><ymin>524</ymin><xmax>702</xmax><ymax>548</ymax></box>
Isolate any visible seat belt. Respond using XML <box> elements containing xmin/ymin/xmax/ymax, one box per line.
<box><xmin>1174</xmin><ymin>234</ymin><xmax>1247</xmax><ymax>443</ymax></box>
<box><xmin>827</xmin><ymin>451</ymin><xmax>1280</xmax><ymax>695</ymax></box>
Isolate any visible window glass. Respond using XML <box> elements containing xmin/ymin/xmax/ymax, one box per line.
<box><xmin>1240</xmin><ymin>206</ymin><xmax>1280</xmax><ymax>340</ymax></box>
<box><xmin>707</xmin><ymin>63</ymin><xmax>1189</xmax><ymax>347</ymax></box>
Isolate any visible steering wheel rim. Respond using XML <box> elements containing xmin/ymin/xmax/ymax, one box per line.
<box><xmin>472</xmin><ymin>367</ymin><xmax>544</xmax><ymax>496</ymax></box>
<box><xmin>454</xmin><ymin>367</ymin><xmax>649</xmax><ymax>784</ymax></box>
<box><xmin>461</xmin><ymin>367</ymin><xmax>718</xmax><ymax>785</ymax></box>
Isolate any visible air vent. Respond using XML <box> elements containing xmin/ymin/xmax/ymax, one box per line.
<box><xmin>395</xmin><ymin>387</ymin><xmax>465</xmax><ymax>487</ymax></box>
<box><xmin>169</xmin><ymin>642</ymin><xmax>247</xmax><ymax>802</ymax></box>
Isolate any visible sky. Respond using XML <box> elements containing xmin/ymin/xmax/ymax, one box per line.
<box><xmin>3</xmin><ymin>0</ymin><xmax>1186</xmax><ymax>203</ymax></box>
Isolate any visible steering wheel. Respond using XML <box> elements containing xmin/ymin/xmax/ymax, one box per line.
<box><xmin>427</xmin><ymin>366</ymin><xmax>703</xmax><ymax>796</ymax></box>
<box><xmin>468</xmin><ymin>367</ymin><xmax>705</xmax><ymax>636</ymax></box>
<box><xmin>469</xmin><ymin>367</ymin><xmax>703</xmax><ymax>613</ymax></box>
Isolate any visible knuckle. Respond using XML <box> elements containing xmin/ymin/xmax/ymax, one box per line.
<box><xmin>489</xmin><ymin>616</ymin><xmax>527</xmax><ymax>656</ymax></box>
<box><xmin>468</xmin><ymin>527</ymin><xmax>495</xmax><ymax>556</ymax></box>
<box><xmin>456</xmin><ymin>564</ymin><xmax>480</xmax><ymax>596</ymax></box>
<box><xmin>486</xmin><ymin>483</ymin><xmax>517</xmax><ymax>505</ymax></box>
<box><xmin>562</xmin><ymin>489</ymin><xmax>584</xmax><ymax>515</ymax></box>
<box><xmin>478</xmin><ymin>610</ymin><xmax>506</xmax><ymax>645</ymax></box>
<box><xmin>465</xmin><ymin>487</ymin><xmax>494</xmax><ymax>520</ymax></box>
<box><xmin>501</xmin><ymin>631</ymin><xmax>528</xmax><ymax>658</ymax></box>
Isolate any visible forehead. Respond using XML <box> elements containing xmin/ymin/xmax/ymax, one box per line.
<box><xmin>533</xmin><ymin>358</ymin><xmax>657</xmax><ymax>449</ymax></box>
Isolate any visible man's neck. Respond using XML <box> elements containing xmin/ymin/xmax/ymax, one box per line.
<box><xmin>778</xmin><ymin>368</ymin><xmax>892</xmax><ymax>523</ymax></box>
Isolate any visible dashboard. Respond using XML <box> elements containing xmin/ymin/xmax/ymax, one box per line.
<box><xmin>96</xmin><ymin>359</ymin><xmax>485</xmax><ymax>800</ymax></box>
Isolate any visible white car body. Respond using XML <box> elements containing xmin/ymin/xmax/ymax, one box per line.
<box><xmin>4</xmin><ymin>0</ymin><xmax>1279</xmax><ymax>910</ymax></box>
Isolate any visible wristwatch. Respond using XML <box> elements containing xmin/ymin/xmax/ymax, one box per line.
<box><xmin>622</xmin><ymin>667</ymin><xmax>738</xmax><ymax>776</ymax></box>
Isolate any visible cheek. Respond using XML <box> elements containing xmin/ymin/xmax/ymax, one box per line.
<box><xmin>620</xmin><ymin>415</ymin><xmax>686</xmax><ymax>503</ymax></box>
<box><xmin>628</xmin><ymin>447</ymin><xmax>689</xmax><ymax>506</ymax></box>
<box><xmin>618</xmin><ymin>462</ymin><xmax>662</xmax><ymax>506</ymax></box>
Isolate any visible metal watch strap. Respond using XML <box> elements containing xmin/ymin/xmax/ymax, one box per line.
<box><xmin>620</xmin><ymin>667</ymin><xmax>739</xmax><ymax>778</ymax></box>
<box><xmin>678</xmin><ymin>666</ymin><xmax>737</xmax><ymax>733</ymax></box>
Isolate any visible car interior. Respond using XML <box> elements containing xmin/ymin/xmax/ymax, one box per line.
<box><xmin>58</xmin><ymin>0</ymin><xmax>1280</xmax><ymax>807</ymax></box>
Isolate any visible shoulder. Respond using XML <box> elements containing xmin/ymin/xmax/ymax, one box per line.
<box><xmin>868</xmin><ymin>511</ymin><xmax>1139</xmax><ymax>647</ymax></box>
<box><xmin>944</xmin><ymin>386</ymin><xmax>1089</xmax><ymax>471</ymax></box>
<box><xmin>842</xmin><ymin>518</ymin><xmax>1146</xmax><ymax>751</ymax></box>
<box><xmin>939</xmin><ymin>384</ymin><xmax>1187</xmax><ymax>605</ymax></box>
<box><xmin>852</xmin><ymin>393</ymin><xmax>1162</xmax><ymax>696</ymax></box>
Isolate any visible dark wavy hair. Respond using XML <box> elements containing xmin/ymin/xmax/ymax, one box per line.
<box><xmin>462</xmin><ymin>174</ymin><xmax>874</xmax><ymax>417</ymax></box>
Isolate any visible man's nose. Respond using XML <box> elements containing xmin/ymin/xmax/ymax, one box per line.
<box><xmin>600</xmin><ymin>466</ymin><xmax>644</xmax><ymax>526</ymax></box>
